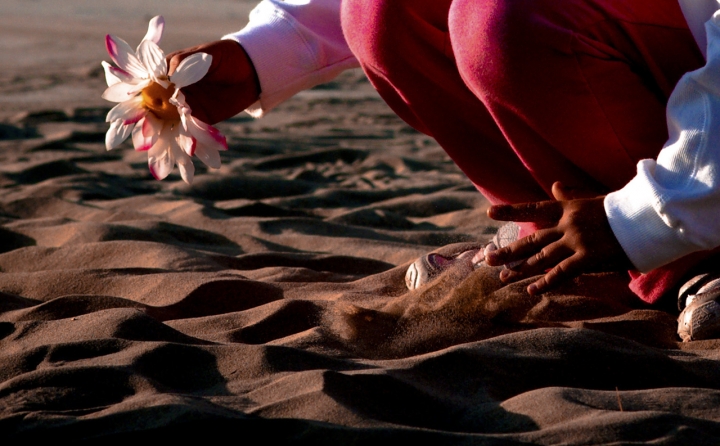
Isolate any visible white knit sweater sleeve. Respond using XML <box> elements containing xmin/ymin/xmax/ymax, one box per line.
<box><xmin>605</xmin><ymin>10</ymin><xmax>720</xmax><ymax>273</ymax></box>
<box><xmin>223</xmin><ymin>0</ymin><xmax>358</xmax><ymax>117</ymax></box>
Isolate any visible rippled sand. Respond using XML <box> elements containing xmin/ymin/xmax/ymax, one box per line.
<box><xmin>2</xmin><ymin>1</ymin><xmax>720</xmax><ymax>443</ymax></box>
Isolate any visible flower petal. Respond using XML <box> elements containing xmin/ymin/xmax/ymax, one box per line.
<box><xmin>131</xmin><ymin>120</ymin><xmax>148</xmax><ymax>151</ymax></box>
<box><xmin>148</xmin><ymin>153</ymin><xmax>173</xmax><ymax>180</ymax></box>
<box><xmin>170</xmin><ymin>53</ymin><xmax>212</xmax><ymax>89</ymax></box>
<box><xmin>187</xmin><ymin>115</ymin><xmax>228</xmax><ymax>152</ymax></box>
<box><xmin>142</xmin><ymin>112</ymin><xmax>163</xmax><ymax>138</ymax></box>
<box><xmin>137</xmin><ymin>40</ymin><xmax>167</xmax><ymax>82</ymax></box>
<box><xmin>132</xmin><ymin>117</ymin><xmax>158</xmax><ymax>151</ymax></box>
<box><xmin>176</xmin><ymin>127</ymin><xmax>197</xmax><ymax>156</ymax></box>
<box><xmin>174</xmin><ymin>146</ymin><xmax>195</xmax><ymax>184</ymax></box>
<box><xmin>105</xmin><ymin>34</ymin><xmax>147</xmax><ymax>79</ymax></box>
<box><xmin>101</xmin><ymin>79</ymin><xmax>149</xmax><ymax>103</ymax></box>
<box><xmin>186</xmin><ymin>116</ymin><xmax>225</xmax><ymax>168</ymax></box>
<box><xmin>147</xmin><ymin>126</ymin><xmax>174</xmax><ymax>180</ymax></box>
<box><xmin>194</xmin><ymin>143</ymin><xmax>221</xmax><ymax>169</ymax></box>
<box><xmin>105</xmin><ymin>119</ymin><xmax>134</xmax><ymax>151</ymax></box>
<box><xmin>102</xmin><ymin>61</ymin><xmax>133</xmax><ymax>87</ymax></box>
<box><xmin>105</xmin><ymin>96</ymin><xmax>146</xmax><ymax>124</ymax></box>
<box><xmin>142</xmin><ymin>16</ymin><xmax>165</xmax><ymax>45</ymax></box>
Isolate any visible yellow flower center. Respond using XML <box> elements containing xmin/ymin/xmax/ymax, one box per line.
<box><xmin>141</xmin><ymin>81</ymin><xmax>180</xmax><ymax>120</ymax></box>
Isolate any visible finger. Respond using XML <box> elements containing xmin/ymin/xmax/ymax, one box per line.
<box><xmin>166</xmin><ymin>43</ymin><xmax>213</xmax><ymax>76</ymax></box>
<box><xmin>496</xmin><ymin>239</ymin><xmax>572</xmax><ymax>283</ymax></box>
<box><xmin>166</xmin><ymin>48</ymin><xmax>196</xmax><ymax>76</ymax></box>
<box><xmin>498</xmin><ymin>267</ymin><xmax>523</xmax><ymax>283</ymax></box>
<box><xmin>523</xmin><ymin>239</ymin><xmax>574</xmax><ymax>271</ymax></box>
<box><xmin>487</xmin><ymin>200</ymin><xmax>563</xmax><ymax>224</ymax></box>
<box><xmin>499</xmin><ymin>240</ymin><xmax>573</xmax><ymax>282</ymax></box>
<box><xmin>527</xmin><ymin>253</ymin><xmax>584</xmax><ymax>295</ymax></box>
<box><xmin>551</xmin><ymin>181</ymin><xmax>572</xmax><ymax>201</ymax></box>
<box><xmin>167</xmin><ymin>50</ymin><xmax>197</xmax><ymax>77</ymax></box>
<box><xmin>485</xmin><ymin>229</ymin><xmax>560</xmax><ymax>266</ymax></box>
<box><xmin>167</xmin><ymin>54</ymin><xmax>180</xmax><ymax>76</ymax></box>
<box><xmin>551</xmin><ymin>181</ymin><xmax>600</xmax><ymax>201</ymax></box>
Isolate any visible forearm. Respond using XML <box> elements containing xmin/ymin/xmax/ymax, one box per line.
<box><xmin>605</xmin><ymin>10</ymin><xmax>720</xmax><ymax>272</ymax></box>
<box><xmin>678</xmin><ymin>0</ymin><xmax>720</xmax><ymax>58</ymax></box>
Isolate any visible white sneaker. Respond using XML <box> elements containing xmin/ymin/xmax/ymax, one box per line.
<box><xmin>405</xmin><ymin>222</ymin><xmax>520</xmax><ymax>290</ymax></box>
<box><xmin>677</xmin><ymin>273</ymin><xmax>720</xmax><ymax>342</ymax></box>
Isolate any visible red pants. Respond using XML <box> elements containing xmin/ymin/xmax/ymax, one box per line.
<box><xmin>341</xmin><ymin>0</ymin><xmax>706</xmax><ymax>304</ymax></box>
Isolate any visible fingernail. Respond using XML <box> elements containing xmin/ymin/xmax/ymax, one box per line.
<box><xmin>527</xmin><ymin>284</ymin><xmax>538</xmax><ymax>295</ymax></box>
<box><xmin>499</xmin><ymin>270</ymin><xmax>510</xmax><ymax>280</ymax></box>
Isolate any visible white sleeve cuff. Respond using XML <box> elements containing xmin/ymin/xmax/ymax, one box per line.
<box><xmin>602</xmin><ymin>10</ymin><xmax>720</xmax><ymax>273</ymax></box>
<box><xmin>604</xmin><ymin>168</ymin><xmax>699</xmax><ymax>273</ymax></box>
<box><xmin>223</xmin><ymin>0</ymin><xmax>359</xmax><ymax>117</ymax></box>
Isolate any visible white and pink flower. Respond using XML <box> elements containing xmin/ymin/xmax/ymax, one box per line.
<box><xmin>102</xmin><ymin>15</ymin><xmax>227</xmax><ymax>184</ymax></box>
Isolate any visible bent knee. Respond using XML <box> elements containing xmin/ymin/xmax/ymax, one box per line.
<box><xmin>341</xmin><ymin>0</ymin><xmax>452</xmax><ymax>69</ymax></box>
<box><xmin>449</xmin><ymin>0</ymin><xmax>568</xmax><ymax>90</ymax></box>
<box><xmin>341</xmin><ymin>0</ymin><xmax>391</xmax><ymax>67</ymax></box>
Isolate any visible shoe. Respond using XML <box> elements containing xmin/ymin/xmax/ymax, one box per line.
<box><xmin>405</xmin><ymin>222</ymin><xmax>520</xmax><ymax>290</ymax></box>
<box><xmin>677</xmin><ymin>273</ymin><xmax>720</xmax><ymax>342</ymax></box>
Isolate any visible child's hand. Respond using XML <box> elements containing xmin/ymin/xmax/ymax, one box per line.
<box><xmin>167</xmin><ymin>40</ymin><xmax>260</xmax><ymax>125</ymax></box>
<box><xmin>485</xmin><ymin>181</ymin><xmax>633</xmax><ymax>295</ymax></box>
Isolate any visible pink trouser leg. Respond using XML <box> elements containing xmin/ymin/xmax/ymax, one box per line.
<box><xmin>341</xmin><ymin>0</ymin><xmax>548</xmax><ymax>207</ymax></box>
<box><xmin>341</xmin><ymin>0</ymin><xmax>705</xmax><ymax>304</ymax></box>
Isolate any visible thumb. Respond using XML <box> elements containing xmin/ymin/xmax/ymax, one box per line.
<box><xmin>166</xmin><ymin>43</ymin><xmax>214</xmax><ymax>77</ymax></box>
<box><xmin>551</xmin><ymin>181</ymin><xmax>571</xmax><ymax>201</ymax></box>
<box><xmin>551</xmin><ymin>181</ymin><xmax>600</xmax><ymax>201</ymax></box>
<box><xmin>166</xmin><ymin>50</ymin><xmax>190</xmax><ymax>77</ymax></box>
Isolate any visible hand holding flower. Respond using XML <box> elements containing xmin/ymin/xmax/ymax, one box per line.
<box><xmin>167</xmin><ymin>40</ymin><xmax>261</xmax><ymax>125</ymax></box>
<box><xmin>102</xmin><ymin>16</ymin><xmax>230</xmax><ymax>184</ymax></box>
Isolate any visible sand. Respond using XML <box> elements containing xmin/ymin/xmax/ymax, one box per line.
<box><xmin>3</xmin><ymin>1</ymin><xmax>720</xmax><ymax>443</ymax></box>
